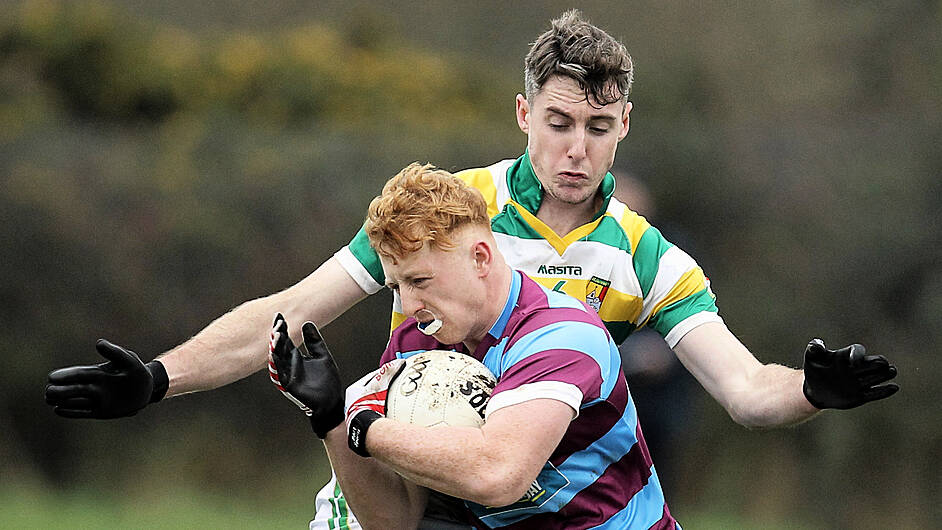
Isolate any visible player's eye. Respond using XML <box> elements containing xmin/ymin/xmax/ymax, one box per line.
<box><xmin>590</xmin><ymin>126</ymin><xmax>610</xmax><ymax>134</ymax></box>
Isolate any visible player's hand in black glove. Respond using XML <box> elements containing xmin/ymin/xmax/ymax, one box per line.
<box><xmin>268</xmin><ymin>313</ymin><xmax>345</xmax><ymax>438</ymax></box>
<box><xmin>802</xmin><ymin>338</ymin><xmax>899</xmax><ymax>410</ymax></box>
<box><xmin>45</xmin><ymin>340</ymin><xmax>169</xmax><ymax>419</ymax></box>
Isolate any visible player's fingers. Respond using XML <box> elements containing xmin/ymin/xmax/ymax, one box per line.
<box><xmin>269</xmin><ymin>318</ymin><xmax>291</xmax><ymax>360</ymax></box>
<box><xmin>54</xmin><ymin>407</ymin><xmax>97</xmax><ymax>419</ymax></box>
<box><xmin>268</xmin><ymin>354</ymin><xmax>285</xmax><ymax>389</ymax></box>
<box><xmin>804</xmin><ymin>338</ymin><xmax>829</xmax><ymax>362</ymax></box>
<box><xmin>301</xmin><ymin>321</ymin><xmax>329</xmax><ymax>359</ymax></box>
<box><xmin>95</xmin><ymin>339</ymin><xmax>142</xmax><ymax>370</ymax></box>
<box><xmin>53</xmin><ymin>397</ymin><xmax>96</xmax><ymax>410</ymax></box>
<box><xmin>855</xmin><ymin>355</ymin><xmax>894</xmax><ymax>376</ymax></box>
<box><xmin>47</xmin><ymin>365</ymin><xmax>105</xmax><ymax>385</ymax></box>
<box><xmin>858</xmin><ymin>354</ymin><xmax>891</xmax><ymax>370</ymax></box>
<box><xmin>45</xmin><ymin>383</ymin><xmax>99</xmax><ymax>403</ymax></box>
<box><xmin>272</xmin><ymin>314</ymin><xmax>288</xmax><ymax>342</ymax></box>
<box><xmin>269</xmin><ymin>330</ymin><xmax>298</xmax><ymax>386</ymax></box>
<box><xmin>862</xmin><ymin>382</ymin><xmax>899</xmax><ymax>403</ymax></box>
<box><xmin>846</xmin><ymin>344</ymin><xmax>868</xmax><ymax>366</ymax></box>
<box><xmin>859</xmin><ymin>364</ymin><xmax>897</xmax><ymax>387</ymax></box>
<box><xmin>269</xmin><ymin>346</ymin><xmax>291</xmax><ymax>387</ymax></box>
<box><xmin>268</xmin><ymin>328</ymin><xmax>281</xmax><ymax>357</ymax></box>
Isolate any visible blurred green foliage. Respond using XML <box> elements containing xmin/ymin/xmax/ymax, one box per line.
<box><xmin>1</xmin><ymin>1</ymin><xmax>939</xmax><ymax>528</ymax></box>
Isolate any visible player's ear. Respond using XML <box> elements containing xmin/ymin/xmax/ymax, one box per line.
<box><xmin>515</xmin><ymin>94</ymin><xmax>530</xmax><ymax>134</ymax></box>
<box><xmin>617</xmin><ymin>100</ymin><xmax>632</xmax><ymax>142</ymax></box>
<box><xmin>471</xmin><ymin>240</ymin><xmax>492</xmax><ymax>275</ymax></box>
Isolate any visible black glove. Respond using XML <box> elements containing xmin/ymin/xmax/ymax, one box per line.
<box><xmin>802</xmin><ymin>338</ymin><xmax>899</xmax><ymax>410</ymax></box>
<box><xmin>268</xmin><ymin>314</ymin><xmax>345</xmax><ymax>438</ymax></box>
<box><xmin>45</xmin><ymin>340</ymin><xmax>169</xmax><ymax>419</ymax></box>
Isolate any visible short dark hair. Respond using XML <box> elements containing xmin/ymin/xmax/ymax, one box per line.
<box><xmin>524</xmin><ymin>10</ymin><xmax>634</xmax><ymax>107</ymax></box>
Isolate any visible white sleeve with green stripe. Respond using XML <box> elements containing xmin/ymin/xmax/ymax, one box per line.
<box><xmin>334</xmin><ymin>225</ymin><xmax>385</xmax><ymax>294</ymax></box>
<box><xmin>626</xmin><ymin>217</ymin><xmax>723</xmax><ymax>348</ymax></box>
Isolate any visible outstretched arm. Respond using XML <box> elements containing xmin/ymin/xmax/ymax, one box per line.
<box><xmin>160</xmin><ymin>256</ymin><xmax>366</xmax><ymax>396</ymax></box>
<box><xmin>673</xmin><ymin>321</ymin><xmax>898</xmax><ymax>428</ymax></box>
<box><xmin>46</xmin><ymin>256</ymin><xmax>367</xmax><ymax>419</ymax></box>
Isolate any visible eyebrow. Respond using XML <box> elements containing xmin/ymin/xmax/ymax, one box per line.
<box><xmin>546</xmin><ymin>106</ymin><xmax>618</xmax><ymax>123</ymax></box>
<box><xmin>385</xmin><ymin>272</ymin><xmax>431</xmax><ymax>290</ymax></box>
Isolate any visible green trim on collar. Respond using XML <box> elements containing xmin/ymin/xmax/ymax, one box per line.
<box><xmin>506</xmin><ymin>152</ymin><xmax>544</xmax><ymax>213</ymax></box>
<box><xmin>597</xmin><ymin>168</ymin><xmax>616</xmax><ymax>218</ymax></box>
<box><xmin>506</xmin><ymin>151</ymin><xmax>616</xmax><ymax>221</ymax></box>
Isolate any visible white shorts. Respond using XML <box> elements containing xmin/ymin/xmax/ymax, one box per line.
<box><xmin>310</xmin><ymin>472</ymin><xmax>362</xmax><ymax>530</ymax></box>
<box><xmin>310</xmin><ymin>471</ymin><xmax>470</xmax><ymax>529</ymax></box>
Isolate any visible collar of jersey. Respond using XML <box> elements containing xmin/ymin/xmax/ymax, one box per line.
<box><xmin>505</xmin><ymin>152</ymin><xmax>616</xmax><ymax>255</ymax></box>
<box><xmin>487</xmin><ymin>269</ymin><xmax>522</xmax><ymax>340</ymax></box>
<box><xmin>507</xmin><ymin>151</ymin><xmax>616</xmax><ymax>220</ymax></box>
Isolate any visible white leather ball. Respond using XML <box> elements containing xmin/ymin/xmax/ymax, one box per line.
<box><xmin>386</xmin><ymin>350</ymin><xmax>497</xmax><ymax>428</ymax></box>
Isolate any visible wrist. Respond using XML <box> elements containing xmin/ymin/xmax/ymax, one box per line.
<box><xmin>801</xmin><ymin>379</ymin><xmax>825</xmax><ymax>410</ymax></box>
<box><xmin>310</xmin><ymin>407</ymin><xmax>345</xmax><ymax>439</ymax></box>
<box><xmin>145</xmin><ymin>360</ymin><xmax>169</xmax><ymax>403</ymax></box>
<box><xmin>348</xmin><ymin>410</ymin><xmax>382</xmax><ymax>457</ymax></box>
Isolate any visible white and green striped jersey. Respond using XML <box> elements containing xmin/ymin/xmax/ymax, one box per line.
<box><xmin>334</xmin><ymin>152</ymin><xmax>721</xmax><ymax>349</ymax></box>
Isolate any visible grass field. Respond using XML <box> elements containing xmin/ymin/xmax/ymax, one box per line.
<box><xmin>0</xmin><ymin>484</ymin><xmax>314</xmax><ymax>529</ymax></box>
<box><xmin>0</xmin><ymin>484</ymin><xmax>817</xmax><ymax>529</ymax></box>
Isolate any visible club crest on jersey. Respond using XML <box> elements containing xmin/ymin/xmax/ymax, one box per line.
<box><xmin>471</xmin><ymin>462</ymin><xmax>570</xmax><ymax>521</ymax></box>
<box><xmin>585</xmin><ymin>276</ymin><xmax>610</xmax><ymax>312</ymax></box>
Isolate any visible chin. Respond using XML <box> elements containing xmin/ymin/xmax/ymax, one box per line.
<box><xmin>434</xmin><ymin>329</ymin><xmax>464</xmax><ymax>346</ymax></box>
<box><xmin>548</xmin><ymin>185</ymin><xmax>594</xmax><ymax>204</ymax></box>
<box><xmin>557</xmin><ymin>192</ymin><xmax>596</xmax><ymax>206</ymax></box>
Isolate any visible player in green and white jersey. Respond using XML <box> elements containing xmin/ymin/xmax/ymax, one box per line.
<box><xmin>337</xmin><ymin>152</ymin><xmax>720</xmax><ymax>349</ymax></box>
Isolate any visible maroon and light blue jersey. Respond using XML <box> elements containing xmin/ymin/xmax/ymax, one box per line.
<box><xmin>379</xmin><ymin>270</ymin><xmax>677</xmax><ymax>529</ymax></box>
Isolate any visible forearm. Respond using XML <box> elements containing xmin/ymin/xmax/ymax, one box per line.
<box><xmin>724</xmin><ymin>363</ymin><xmax>819</xmax><ymax>428</ymax></box>
<box><xmin>157</xmin><ymin>296</ymin><xmax>284</xmax><ymax>396</ymax></box>
<box><xmin>158</xmin><ymin>257</ymin><xmax>366</xmax><ymax>397</ymax></box>
<box><xmin>322</xmin><ymin>427</ymin><xmax>426</xmax><ymax>529</ymax></box>
<box><xmin>367</xmin><ymin>420</ymin><xmax>500</xmax><ymax>503</ymax></box>
<box><xmin>364</xmin><ymin>399</ymin><xmax>568</xmax><ymax>507</ymax></box>
<box><xmin>674</xmin><ymin>322</ymin><xmax>819</xmax><ymax>429</ymax></box>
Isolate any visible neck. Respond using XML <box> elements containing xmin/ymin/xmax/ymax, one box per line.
<box><xmin>536</xmin><ymin>192</ymin><xmax>600</xmax><ymax>236</ymax></box>
<box><xmin>463</xmin><ymin>264</ymin><xmax>513</xmax><ymax>353</ymax></box>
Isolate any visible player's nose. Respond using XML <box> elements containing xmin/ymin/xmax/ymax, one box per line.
<box><xmin>400</xmin><ymin>291</ymin><xmax>424</xmax><ymax>317</ymax></box>
<box><xmin>567</xmin><ymin>129</ymin><xmax>587</xmax><ymax>160</ymax></box>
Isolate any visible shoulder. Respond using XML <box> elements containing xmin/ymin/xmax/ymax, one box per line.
<box><xmin>603</xmin><ymin>196</ymin><xmax>655</xmax><ymax>255</ymax></box>
<box><xmin>455</xmin><ymin>159</ymin><xmax>515</xmax><ymax>219</ymax></box>
<box><xmin>507</xmin><ymin>276</ymin><xmax>612</xmax><ymax>355</ymax></box>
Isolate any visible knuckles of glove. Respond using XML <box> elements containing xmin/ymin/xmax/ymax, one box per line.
<box><xmin>802</xmin><ymin>338</ymin><xmax>899</xmax><ymax>410</ymax></box>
